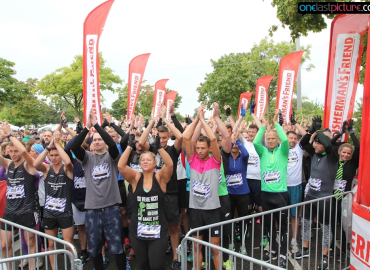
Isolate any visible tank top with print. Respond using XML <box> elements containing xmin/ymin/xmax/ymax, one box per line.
<box><xmin>44</xmin><ymin>165</ymin><xmax>73</xmax><ymax>218</ymax></box>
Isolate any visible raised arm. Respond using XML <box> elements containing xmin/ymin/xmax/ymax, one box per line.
<box><xmin>253</xmin><ymin>118</ymin><xmax>267</xmax><ymax>157</ymax></box>
<box><xmin>273</xmin><ymin>109</ymin><xmax>289</xmax><ymax>157</ymax></box>
<box><xmin>182</xmin><ymin>114</ymin><xmax>200</xmax><ymax>160</ymax></box>
<box><xmin>138</xmin><ymin>118</ymin><xmax>155</xmax><ymax>152</ymax></box>
<box><xmin>118</xmin><ymin>144</ymin><xmax>139</xmax><ymax>186</ymax></box>
<box><xmin>54</xmin><ymin>131</ymin><xmax>73</xmax><ymax>179</ymax></box>
<box><xmin>213</xmin><ymin>102</ymin><xmax>231</xmax><ymax>153</ymax></box>
<box><xmin>89</xmin><ymin>109</ymin><xmax>119</xmax><ymax>159</ymax></box>
<box><xmin>161</xmin><ymin>104</ymin><xmax>183</xmax><ymax>152</ymax></box>
<box><xmin>1</xmin><ymin>122</ymin><xmax>35</xmax><ymax>174</ymax></box>
<box><xmin>155</xmin><ymin>136</ymin><xmax>173</xmax><ymax>185</ymax></box>
<box><xmin>191</xmin><ymin>121</ymin><xmax>203</xmax><ymax>151</ymax></box>
<box><xmin>199</xmin><ymin>106</ymin><xmax>220</xmax><ymax>160</ymax></box>
<box><xmin>33</xmin><ymin>140</ymin><xmax>51</xmax><ymax>175</ymax></box>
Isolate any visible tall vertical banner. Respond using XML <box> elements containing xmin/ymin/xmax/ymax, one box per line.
<box><xmin>237</xmin><ymin>92</ymin><xmax>253</xmax><ymax>119</ymax></box>
<box><xmin>165</xmin><ymin>91</ymin><xmax>177</xmax><ymax>120</ymax></box>
<box><xmin>83</xmin><ymin>0</ymin><xmax>115</xmax><ymax>127</ymax></box>
<box><xmin>127</xmin><ymin>53</ymin><xmax>150</xmax><ymax>121</ymax></box>
<box><xmin>323</xmin><ymin>14</ymin><xmax>368</xmax><ymax>136</ymax></box>
<box><xmin>350</xmin><ymin>15</ymin><xmax>370</xmax><ymax>270</ymax></box>
<box><xmin>255</xmin><ymin>75</ymin><xmax>274</xmax><ymax>119</ymax></box>
<box><xmin>275</xmin><ymin>51</ymin><xmax>304</xmax><ymax>124</ymax></box>
<box><xmin>153</xmin><ymin>79</ymin><xmax>168</xmax><ymax>119</ymax></box>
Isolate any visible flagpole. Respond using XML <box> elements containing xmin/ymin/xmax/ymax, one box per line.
<box><xmin>296</xmin><ymin>36</ymin><xmax>302</xmax><ymax>110</ymax></box>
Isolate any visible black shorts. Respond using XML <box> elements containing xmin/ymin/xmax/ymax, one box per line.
<box><xmin>1</xmin><ymin>213</ymin><xmax>37</xmax><ymax>231</ymax></box>
<box><xmin>164</xmin><ymin>194</ymin><xmax>180</xmax><ymax>223</ymax></box>
<box><xmin>118</xmin><ymin>181</ymin><xmax>127</xmax><ymax>207</ymax></box>
<box><xmin>247</xmin><ymin>179</ymin><xmax>261</xmax><ymax>207</ymax></box>
<box><xmin>177</xmin><ymin>178</ymin><xmax>189</xmax><ymax>209</ymax></box>
<box><xmin>189</xmin><ymin>208</ymin><xmax>221</xmax><ymax>237</ymax></box>
<box><xmin>42</xmin><ymin>216</ymin><xmax>74</xmax><ymax>230</ymax></box>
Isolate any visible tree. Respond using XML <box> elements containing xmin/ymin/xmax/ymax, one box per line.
<box><xmin>197</xmin><ymin>37</ymin><xmax>313</xmax><ymax>119</ymax></box>
<box><xmin>268</xmin><ymin>0</ymin><xmax>368</xmax><ymax>84</ymax></box>
<box><xmin>34</xmin><ymin>53</ymin><xmax>123</xmax><ymax>117</ymax></box>
<box><xmin>110</xmin><ymin>83</ymin><xmax>183</xmax><ymax>120</ymax></box>
<box><xmin>0</xmin><ymin>58</ymin><xmax>22</xmax><ymax>106</ymax></box>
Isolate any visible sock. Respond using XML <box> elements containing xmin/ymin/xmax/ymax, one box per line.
<box><xmin>102</xmin><ymin>255</ymin><xmax>106</xmax><ymax>262</ymax></box>
<box><xmin>123</xmin><ymin>227</ymin><xmax>129</xmax><ymax>239</ymax></box>
<box><xmin>280</xmin><ymin>255</ymin><xmax>286</xmax><ymax>259</ymax></box>
<box><xmin>291</xmin><ymin>238</ymin><xmax>296</xmax><ymax>243</ymax></box>
<box><xmin>303</xmin><ymin>247</ymin><xmax>309</xmax><ymax>252</ymax></box>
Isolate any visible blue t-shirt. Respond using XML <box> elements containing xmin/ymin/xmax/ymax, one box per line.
<box><xmin>226</xmin><ymin>139</ymin><xmax>250</xmax><ymax>195</ymax></box>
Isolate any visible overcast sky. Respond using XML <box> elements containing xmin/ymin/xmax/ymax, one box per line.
<box><xmin>0</xmin><ymin>0</ymin><xmax>363</xmax><ymax>116</ymax></box>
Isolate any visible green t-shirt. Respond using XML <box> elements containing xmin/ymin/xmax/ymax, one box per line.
<box><xmin>218</xmin><ymin>157</ymin><xmax>228</xmax><ymax>196</ymax></box>
<box><xmin>253</xmin><ymin>124</ymin><xmax>289</xmax><ymax>193</ymax></box>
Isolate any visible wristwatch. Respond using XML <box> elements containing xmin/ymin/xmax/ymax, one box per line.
<box><xmin>7</xmin><ymin>134</ymin><xmax>14</xmax><ymax>139</ymax></box>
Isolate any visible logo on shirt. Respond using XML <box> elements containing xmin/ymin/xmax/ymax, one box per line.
<box><xmin>92</xmin><ymin>163</ymin><xmax>110</xmax><ymax>180</ymax></box>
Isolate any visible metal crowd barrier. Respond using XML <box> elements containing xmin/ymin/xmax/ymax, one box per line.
<box><xmin>0</xmin><ymin>218</ymin><xmax>82</xmax><ymax>270</ymax></box>
<box><xmin>178</xmin><ymin>191</ymin><xmax>353</xmax><ymax>270</ymax></box>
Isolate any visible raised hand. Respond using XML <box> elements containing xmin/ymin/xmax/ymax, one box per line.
<box><xmin>103</xmin><ymin>112</ymin><xmax>113</xmax><ymax>123</ymax></box>
<box><xmin>290</xmin><ymin>109</ymin><xmax>297</xmax><ymax>125</ymax></box>
<box><xmin>273</xmin><ymin>109</ymin><xmax>280</xmax><ymax>125</ymax></box>
<box><xmin>0</xmin><ymin>120</ymin><xmax>11</xmax><ymax>136</ymax></box>
<box><xmin>90</xmin><ymin>108</ymin><xmax>97</xmax><ymax>126</ymax></box>
<box><xmin>250</xmin><ymin>100</ymin><xmax>256</xmax><ymax>114</ymax></box>
<box><xmin>341</xmin><ymin>120</ymin><xmax>348</xmax><ymax>135</ymax></box>
<box><xmin>74</xmin><ymin>117</ymin><xmax>80</xmax><ymax>123</ymax></box>
<box><xmin>168</xmin><ymin>100</ymin><xmax>175</xmax><ymax>116</ymax></box>
<box><xmin>213</xmin><ymin>102</ymin><xmax>220</xmax><ymax>118</ymax></box>
<box><xmin>278</xmin><ymin>110</ymin><xmax>284</xmax><ymax>126</ymax></box>
<box><xmin>348</xmin><ymin>119</ymin><xmax>354</xmax><ymax>134</ymax></box>
<box><xmin>48</xmin><ymin>138</ymin><xmax>55</xmax><ymax>149</ymax></box>
<box><xmin>198</xmin><ymin>105</ymin><xmax>205</xmax><ymax>120</ymax></box>
<box><xmin>160</xmin><ymin>104</ymin><xmax>167</xmax><ymax>120</ymax></box>
<box><xmin>224</xmin><ymin>105</ymin><xmax>231</xmax><ymax>116</ymax></box>
<box><xmin>240</xmin><ymin>103</ymin><xmax>246</xmax><ymax>117</ymax></box>
<box><xmin>54</xmin><ymin>131</ymin><xmax>61</xmax><ymax>144</ymax></box>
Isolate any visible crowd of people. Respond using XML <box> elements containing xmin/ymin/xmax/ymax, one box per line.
<box><xmin>0</xmin><ymin>100</ymin><xmax>360</xmax><ymax>270</ymax></box>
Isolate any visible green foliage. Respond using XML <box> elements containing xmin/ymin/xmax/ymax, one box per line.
<box><xmin>110</xmin><ymin>83</ymin><xmax>183</xmax><ymax>120</ymax></box>
<box><xmin>293</xmin><ymin>96</ymin><xmax>324</xmax><ymax>118</ymax></box>
<box><xmin>34</xmin><ymin>53</ymin><xmax>122</xmax><ymax>117</ymax></box>
<box><xmin>350</xmin><ymin>97</ymin><xmax>362</xmax><ymax>141</ymax></box>
<box><xmin>268</xmin><ymin>0</ymin><xmax>369</xmax><ymax>84</ymax></box>
<box><xmin>197</xmin><ymin>37</ymin><xmax>313</xmax><ymax>119</ymax></box>
<box><xmin>0</xmin><ymin>58</ymin><xmax>19</xmax><ymax>106</ymax></box>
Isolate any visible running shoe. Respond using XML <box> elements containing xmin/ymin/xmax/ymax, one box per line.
<box><xmin>103</xmin><ymin>256</ymin><xmax>109</xmax><ymax>269</ymax></box>
<box><xmin>171</xmin><ymin>259</ymin><xmax>181</xmax><ymax>270</ymax></box>
<box><xmin>73</xmin><ymin>233</ymin><xmax>79</xmax><ymax>240</ymax></box>
<box><xmin>201</xmin><ymin>262</ymin><xmax>206</xmax><ymax>270</ymax></box>
<box><xmin>126</xmin><ymin>258</ymin><xmax>131</xmax><ymax>270</ymax></box>
<box><xmin>234</xmin><ymin>224</ymin><xmax>240</xmax><ymax>239</ymax></box>
<box><xmin>318</xmin><ymin>255</ymin><xmax>328</xmax><ymax>270</ymax></box>
<box><xmin>271</xmin><ymin>251</ymin><xmax>277</xmax><ymax>260</ymax></box>
<box><xmin>18</xmin><ymin>259</ymin><xmax>28</xmax><ymax>269</ymax></box>
<box><xmin>222</xmin><ymin>260</ymin><xmax>232</xmax><ymax>270</ymax></box>
<box><xmin>260</xmin><ymin>235</ymin><xmax>268</xmax><ymax>248</ymax></box>
<box><xmin>187</xmin><ymin>252</ymin><xmax>193</xmax><ymax>262</ymax></box>
<box><xmin>278</xmin><ymin>256</ymin><xmax>287</xmax><ymax>268</ymax></box>
<box><xmin>337</xmin><ymin>251</ymin><xmax>346</xmax><ymax>263</ymax></box>
<box><xmin>240</xmin><ymin>246</ymin><xmax>247</xmax><ymax>255</ymax></box>
<box><xmin>126</xmin><ymin>248</ymin><xmax>135</xmax><ymax>261</ymax></box>
<box><xmin>124</xmin><ymin>238</ymin><xmax>132</xmax><ymax>251</ymax></box>
<box><xmin>178</xmin><ymin>229</ymin><xmax>184</xmax><ymax>238</ymax></box>
<box><xmin>291</xmin><ymin>240</ymin><xmax>299</xmax><ymax>253</ymax></box>
<box><xmin>293</xmin><ymin>248</ymin><xmax>310</xmax><ymax>259</ymax></box>
<box><xmin>262</xmin><ymin>250</ymin><xmax>270</xmax><ymax>262</ymax></box>
<box><xmin>80</xmin><ymin>252</ymin><xmax>90</xmax><ymax>265</ymax></box>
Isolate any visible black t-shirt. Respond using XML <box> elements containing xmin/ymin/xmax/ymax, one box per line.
<box><xmin>153</xmin><ymin>144</ymin><xmax>180</xmax><ymax>194</ymax></box>
<box><xmin>221</xmin><ymin>148</ymin><xmax>230</xmax><ymax>178</ymax></box>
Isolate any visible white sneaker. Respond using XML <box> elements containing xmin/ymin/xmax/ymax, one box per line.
<box><xmin>18</xmin><ymin>259</ymin><xmax>28</xmax><ymax>269</ymax></box>
<box><xmin>37</xmin><ymin>259</ymin><xmax>44</xmax><ymax>268</ymax></box>
<box><xmin>291</xmin><ymin>240</ymin><xmax>299</xmax><ymax>253</ymax></box>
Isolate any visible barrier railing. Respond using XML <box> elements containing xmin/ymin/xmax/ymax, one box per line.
<box><xmin>178</xmin><ymin>191</ymin><xmax>353</xmax><ymax>270</ymax></box>
<box><xmin>0</xmin><ymin>218</ymin><xmax>82</xmax><ymax>270</ymax></box>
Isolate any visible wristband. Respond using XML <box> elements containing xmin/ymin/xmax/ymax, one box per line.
<box><xmin>7</xmin><ymin>134</ymin><xmax>14</xmax><ymax>139</ymax></box>
<box><xmin>127</xmin><ymin>146</ymin><xmax>133</xmax><ymax>150</ymax></box>
<box><xmin>45</xmin><ymin>147</ymin><xmax>51</xmax><ymax>152</ymax></box>
<box><xmin>85</xmin><ymin>126</ymin><xmax>90</xmax><ymax>131</ymax></box>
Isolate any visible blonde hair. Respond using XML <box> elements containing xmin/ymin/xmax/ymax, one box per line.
<box><xmin>139</xmin><ymin>151</ymin><xmax>156</xmax><ymax>162</ymax></box>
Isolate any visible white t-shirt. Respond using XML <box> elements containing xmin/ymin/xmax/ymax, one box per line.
<box><xmin>241</xmin><ymin>137</ymin><xmax>261</xmax><ymax>180</ymax></box>
<box><xmin>286</xmin><ymin>143</ymin><xmax>305</xmax><ymax>187</ymax></box>
<box><xmin>168</xmin><ymin>139</ymin><xmax>187</xmax><ymax>180</ymax></box>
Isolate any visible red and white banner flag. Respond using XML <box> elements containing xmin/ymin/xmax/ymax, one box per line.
<box><xmin>255</xmin><ymin>75</ymin><xmax>274</xmax><ymax>119</ymax></box>
<box><xmin>165</xmin><ymin>91</ymin><xmax>177</xmax><ymax>120</ymax></box>
<box><xmin>153</xmin><ymin>79</ymin><xmax>168</xmax><ymax>119</ymax></box>
<box><xmin>83</xmin><ymin>0</ymin><xmax>115</xmax><ymax>127</ymax></box>
<box><xmin>323</xmin><ymin>14</ymin><xmax>368</xmax><ymax>136</ymax></box>
<box><xmin>237</xmin><ymin>92</ymin><xmax>253</xmax><ymax>119</ymax></box>
<box><xmin>350</xmin><ymin>19</ymin><xmax>370</xmax><ymax>270</ymax></box>
<box><xmin>276</xmin><ymin>51</ymin><xmax>304</xmax><ymax>124</ymax></box>
<box><xmin>127</xmin><ymin>53</ymin><xmax>150</xmax><ymax>121</ymax></box>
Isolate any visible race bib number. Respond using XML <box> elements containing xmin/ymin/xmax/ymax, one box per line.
<box><xmin>6</xmin><ymin>185</ymin><xmax>25</xmax><ymax>199</ymax></box>
<box><xmin>177</xmin><ymin>156</ymin><xmax>181</xmax><ymax>165</ymax></box>
<box><xmin>192</xmin><ymin>180</ymin><xmax>210</xmax><ymax>199</ymax></box>
<box><xmin>262</xmin><ymin>171</ymin><xmax>280</xmax><ymax>184</ymax></box>
<box><xmin>248</xmin><ymin>156</ymin><xmax>259</xmax><ymax>167</ymax></box>
<box><xmin>288</xmin><ymin>151</ymin><xmax>298</xmax><ymax>164</ymax></box>
<box><xmin>309</xmin><ymin>178</ymin><xmax>322</xmax><ymax>191</ymax></box>
<box><xmin>74</xmin><ymin>177</ymin><xmax>86</xmax><ymax>189</ymax></box>
<box><xmin>130</xmin><ymin>164</ymin><xmax>142</xmax><ymax>173</ymax></box>
<box><xmin>227</xmin><ymin>173</ymin><xmax>243</xmax><ymax>186</ymax></box>
<box><xmin>92</xmin><ymin>163</ymin><xmax>110</xmax><ymax>180</ymax></box>
<box><xmin>137</xmin><ymin>223</ymin><xmax>161</xmax><ymax>238</ymax></box>
<box><xmin>334</xmin><ymin>179</ymin><xmax>347</xmax><ymax>192</ymax></box>
<box><xmin>45</xmin><ymin>196</ymin><xmax>66</xmax><ymax>212</ymax></box>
